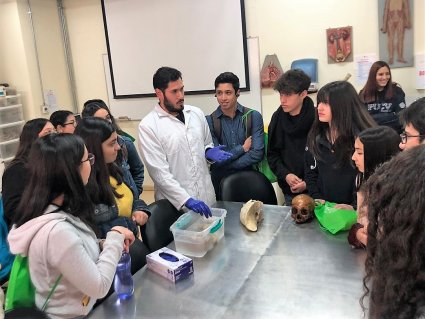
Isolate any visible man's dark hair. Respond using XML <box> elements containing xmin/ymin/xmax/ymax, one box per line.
<box><xmin>399</xmin><ymin>97</ymin><xmax>425</xmax><ymax>139</ymax></box>
<box><xmin>273</xmin><ymin>69</ymin><xmax>311</xmax><ymax>95</ymax></box>
<box><xmin>214</xmin><ymin>72</ymin><xmax>240</xmax><ymax>92</ymax></box>
<box><xmin>50</xmin><ymin>110</ymin><xmax>73</xmax><ymax>128</ymax></box>
<box><xmin>153</xmin><ymin>67</ymin><xmax>182</xmax><ymax>91</ymax></box>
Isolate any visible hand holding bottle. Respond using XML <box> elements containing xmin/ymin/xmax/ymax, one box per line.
<box><xmin>111</xmin><ymin>226</ymin><xmax>135</xmax><ymax>252</ymax></box>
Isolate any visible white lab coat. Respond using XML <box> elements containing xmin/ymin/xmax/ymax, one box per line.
<box><xmin>138</xmin><ymin>104</ymin><xmax>216</xmax><ymax>209</ymax></box>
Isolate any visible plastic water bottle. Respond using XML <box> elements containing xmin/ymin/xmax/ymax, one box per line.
<box><xmin>114</xmin><ymin>252</ymin><xmax>134</xmax><ymax>300</ymax></box>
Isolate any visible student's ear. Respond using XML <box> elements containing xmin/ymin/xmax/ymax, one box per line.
<box><xmin>236</xmin><ymin>89</ymin><xmax>240</xmax><ymax>97</ymax></box>
<box><xmin>300</xmin><ymin>90</ymin><xmax>308</xmax><ymax>98</ymax></box>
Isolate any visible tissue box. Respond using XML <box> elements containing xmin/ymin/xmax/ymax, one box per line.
<box><xmin>146</xmin><ymin>247</ymin><xmax>193</xmax><ymax>283</ymax></box>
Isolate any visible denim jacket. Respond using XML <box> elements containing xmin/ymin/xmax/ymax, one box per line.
<box><xmin>93</xmin><ymin>163</ymin><xmax>151</xmax><ymax>239</ymax></box>
<box><xmin>118</xmin><ymin>135</ymin><xmax>145</xmax><ymax>195</ymax></box>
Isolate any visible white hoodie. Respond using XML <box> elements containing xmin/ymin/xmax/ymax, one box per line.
<box><xmin>8</xmin><ymin>205</ymin><xmax>124</xmax><ymax>319</ymax></box>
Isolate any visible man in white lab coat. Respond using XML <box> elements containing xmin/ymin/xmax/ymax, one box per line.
<box><xmin>138</xmin><ymin>67</ymin><xmax>232</xmax><ymax>217</ymax></box>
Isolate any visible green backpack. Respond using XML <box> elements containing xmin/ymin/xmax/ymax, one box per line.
<box><xmin>5</xmin><ymin>255</ymin><xmax>62</xmax><ymax>312</ymax></box>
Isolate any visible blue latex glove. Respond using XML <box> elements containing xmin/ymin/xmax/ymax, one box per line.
<box><xmin>185</xmin><ymin>198</ymin><xmax>212</xmax><ymax>218</ymax></box>
<box><xmin>205</xmin><ymin>145</ymin><xmax>233</xmax><ymax>163</ymax></box>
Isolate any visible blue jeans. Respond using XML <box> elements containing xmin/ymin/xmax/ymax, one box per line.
<box><xmin>284</xmin><ymin>194</ymin><xmax>293</xmax><ymax>206</ymax></box>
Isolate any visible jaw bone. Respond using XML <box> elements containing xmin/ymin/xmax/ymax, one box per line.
<box><xmin>240</xmin><ymin>200</ymin><xmax>264</xmax><ymax>232</ymax></box>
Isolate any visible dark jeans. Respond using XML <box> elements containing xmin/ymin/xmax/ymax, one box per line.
<box><xmin>284</xmin><ymin>194</ymin><xmax>293</xmax><ymax>206</ymax></box>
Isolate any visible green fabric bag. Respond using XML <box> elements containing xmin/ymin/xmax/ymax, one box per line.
<box><xmin>256</xmin><ymin>132</ymin><xmax>277</xmax><ymax>183</ymax></box>
<box><xmin>314</xmin><ymin>201</ymin><xmax>357</xmax><ymax>235</ymax></box>
<box><xmin>5</xmin><ymin>255</ymin><xmax>62</xmax><ymax>312</ymax></box>
<box><xmin>5</xmin><ymin>255</ymin><xmax>35</xmax><ymax>310</ymax></box>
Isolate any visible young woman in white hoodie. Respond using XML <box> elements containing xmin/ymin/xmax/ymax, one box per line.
<box><xmin>8</xmin><ymin>133</ymin><xmax>135</xmax><ymax>319</ymax></box>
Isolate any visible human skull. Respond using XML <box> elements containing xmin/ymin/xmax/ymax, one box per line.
<box><xmin>291</xmin><ymin>194</ymin><xmax>315</xmax><ymax>224</ymax></box>
<box><xmin>240</xmin><ymin>200</ymin><xmax>264</xmax><ymax>232</ymax></box>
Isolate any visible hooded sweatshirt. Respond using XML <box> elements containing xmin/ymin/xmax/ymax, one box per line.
<box><xmin>7</xmin><ymin>205</ymin><xmax>124</xmax><ymax>319</ymax></box>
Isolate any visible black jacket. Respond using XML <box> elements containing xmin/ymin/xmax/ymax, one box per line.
<box><xmin>267</xmin><ymin>97</ymin><xmax>315</xmax><ymax>195</ymax></box>
<box><xmin>304</xmin><ymin>135</ymin><xmax>357</xmax><ymax>205</ymax></box>
<box><xmin>1</xmin><ymin>162</ymin><xmax>28</xmax><ymax>228</ymax></box>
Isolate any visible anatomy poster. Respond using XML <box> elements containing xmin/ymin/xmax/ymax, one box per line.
<box><xmin>327</xmin><ymin>26</ymin><xmax>353</xmax><ymax>64</ymax></box>
<box><xmin>378</xmin><ymin>0</ymin><xmax>413</xmax><ymax>68</ymax></box>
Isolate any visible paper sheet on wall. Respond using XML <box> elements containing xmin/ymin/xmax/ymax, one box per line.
<box><xmin>416</xmin><ymin>54</ymin><xmax>425</xmax><ymax>89</ymax></box>
<box><xmin>354</xmin><ymin>54</ymin><xmax>377</xmax><ymax>86</ymax></box>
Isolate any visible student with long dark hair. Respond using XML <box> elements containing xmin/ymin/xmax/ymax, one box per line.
<box><xmin>82</xmin><ymin>99</ymin><xmax>145</xmax><ymax>195</ymax></box>
<box><xmin>304</xmin><ymin>81</ymin><xmax>375</xmax><ymax>207</ymax></box>
<box><xmin>8</xmin><ymin>133</ymin><xmax>135</xmax><ymax>318</ymax></box>
<box><xmin>75</xmin><ymin>117</ymin><xmax>150</xmax><ymax>273</ymax></box>
<box><xmin>2</xmin><ymin>118</ymin><xmax>55</xmax><ymax>228</ymax></box>
<box><xmin>49</xmin><ymin>110</ymin><xmax>77</xmax><ymax>134</ymax></box>
<box><xmin>348</xmin><ymin>126</ymin><xmax>400</xmax><ymax>248</ymax></box>
<box><xmin>361</xmin><ymin>145</ymin><xmax>425</xmax><ymax>319</ymax></box>
<box><xmin>359</xmin><ymin>60</ymin><xmax>406</xmax><ymax>133</ymax></box>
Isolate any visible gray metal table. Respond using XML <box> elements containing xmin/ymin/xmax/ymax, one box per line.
<box><xmin>88</xmin><ymin>201</ymin><xmax>366</xmax><ymax>319</ymax></box>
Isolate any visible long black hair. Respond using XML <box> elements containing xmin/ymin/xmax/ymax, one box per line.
<box><xmin>9</xmin><ymin>118</ymin><xmax>49</xmax><ymax>167</ymax></box>
<box><xmin>361</xmin><ymin>145</ymin><xmax>425</xmax><ymax>318</ymax></box>
<box><xmin>74</xmin><ymin>117</ymin><xmax>123</xmax><ymax>206</ymax></box>
<box><xmin>307</xmin><ymin>81</ymin><xmax>376</xmax><ymax>167</ymax></box>
<box><xmin>355</xmin><ymin>126</ymin><xmax>400</xmax><ymax>188</ymax></box>
<box><xmin>15</xmin><ymin>134</ymin><xmax>95</xmax><ymax>230</ymax></box>
<box><xmin>81</xmin><ymin>99</ymin><xmax>128</xmax><ymax>161</ymax></box>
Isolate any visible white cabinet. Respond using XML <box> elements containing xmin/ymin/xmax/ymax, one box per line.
<box><xmin>0</xmin><ymin>95</ymin><xmax>24</xmax><ymax>165</ymax></box>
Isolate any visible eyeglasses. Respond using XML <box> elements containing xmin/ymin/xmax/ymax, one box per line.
<box><xmin>63</xmin><ymin>120</ymin><xmax>77</xmax><ymax>127</ymax></box>
<box><xmin>81</xmin><ymin>153</ymin><xmax>95</xmax><ymax>165</ymax></box>
<box><xmin>400</xmin><ymin>132</ymin><xmax>425</xmax><ymax>144</ymax></box>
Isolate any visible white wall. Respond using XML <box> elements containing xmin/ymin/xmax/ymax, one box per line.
<box><xmin>0</xmin><ymin>0</ymin><xmax>73</xmax><ymax>119</ymax></box>
<box><xmin>245</xmin><ymin>0</ymin><xmax>425</xmax><ymax>124</ymax></box>
<box><xmin>0</xmin><ymin>0</ymin><xmax>35</xmax><ymax>120</ymax></box>
<box><xmin>1</xmin><ymin>0</ymin><xmax>424</xmax><ymax>189</ymax></box>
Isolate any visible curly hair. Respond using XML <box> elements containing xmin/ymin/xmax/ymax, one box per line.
<box><xmin>361</xmin><ymin>144</ymin><xmax>425</xmax><ymax>318</ymax></box>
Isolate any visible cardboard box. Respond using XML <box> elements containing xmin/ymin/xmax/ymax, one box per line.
<box><xmin>146</xmin><ymin>247</ymin><xmax>193</xmax><ymax>283</ymax></box>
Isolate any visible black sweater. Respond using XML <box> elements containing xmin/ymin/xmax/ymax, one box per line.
<box><xmin>2</xmin><ymin>161</ymin><xmax>28</xmax><ymax>228</ymax></box>
<box><xmin>360</xmin><ymin>84</ymin><xmax>405</xmax><ymax>133</ymax></box>
<box><xmin>267</xmin><ymin>97</ymin><xmax>315</xmax><ymax>195</ymax></box>
<box><xmin>304</xmin><ymin>135</ymin><xmax>356</xmax><ymax>205</ymax></box>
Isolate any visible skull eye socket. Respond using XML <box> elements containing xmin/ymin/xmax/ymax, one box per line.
<box><xmin>291</xmin><ymin>207</ymin><xmax>298</xmax><ymax>215</ymax></box>
<box><xmin>300</xmin><ymin>209</ymin><xmax>309</xmax><ymax>215</ymax></box>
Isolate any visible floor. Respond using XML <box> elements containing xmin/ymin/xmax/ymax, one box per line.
<box><xmin>140</xmin><ymin>189</ymin><xmax>155</xmax><ymax>205</ymax></box>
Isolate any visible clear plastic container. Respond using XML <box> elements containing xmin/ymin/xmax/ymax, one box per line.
<box><xmin>0</xmin><ymin>105</ymin><xmax>24</xmax><ymax>125</ymax></box>
<box><xmin>0</xmin><ymin>121</ymin><xmax>24</xmax><ymax>142</ymax></box>
<box><xmin>0</xmin><ymin>95</ymin><xmax>21</xmax><ymax>108</ymax></box>
<box><xmin>170</xmin><ymin>208</ymin><xmax>227</xmax><ymax>257</ymax></box>
<box><xmin>0</xmin><ymin>139</ymin><xmax>19</xmax><ymax>160</ymax></box>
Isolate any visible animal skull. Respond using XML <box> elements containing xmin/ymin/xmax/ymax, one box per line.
<box><xmin>240</xmin><ymin>200</ymin><xmax>264</xmax><ymax>231</ymax></box>
<box><xmin>291</xmin><ymin>194</ymin><xmax>315</xmax><ymax>224</ymax></box>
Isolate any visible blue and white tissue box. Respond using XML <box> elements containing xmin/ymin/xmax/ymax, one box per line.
<box><xmin>146</xmin><ymin>247</ymin><xmax>193</xmax><ymax>283</ymax></box>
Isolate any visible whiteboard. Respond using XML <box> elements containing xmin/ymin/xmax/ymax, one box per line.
<box><xmin>103</xmin><ymin>37</ymin><xmax>262</xmax><ymax>120</ymax></box>
<box><xmin>101</xmin><ymin>0</ymin><xmax>249</xmax><ymax>97</ymax></box>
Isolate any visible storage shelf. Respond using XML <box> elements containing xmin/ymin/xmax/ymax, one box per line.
<box><xmin>0</xmin><ymin>138</ymin><xmax>19</xmax><ymax>146</ymax></box>
<box><xmin>2</xmin><ymin>156</ymin><xmax>14</xmax><ymax>163</ymax></box>
<box><xmin>0</xmin><ymin>104</ymin><xmax>22</xmax><ymax>111</ymax></box>
<box><xmin>0</xmin><ymin>93</ymin><xmax>23</xmax><ymax>163</ymax></box>
<box><xmin>0</xmin><ymin>120</ymin><xmax>25</xmax><ymax>129</ymax></box>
